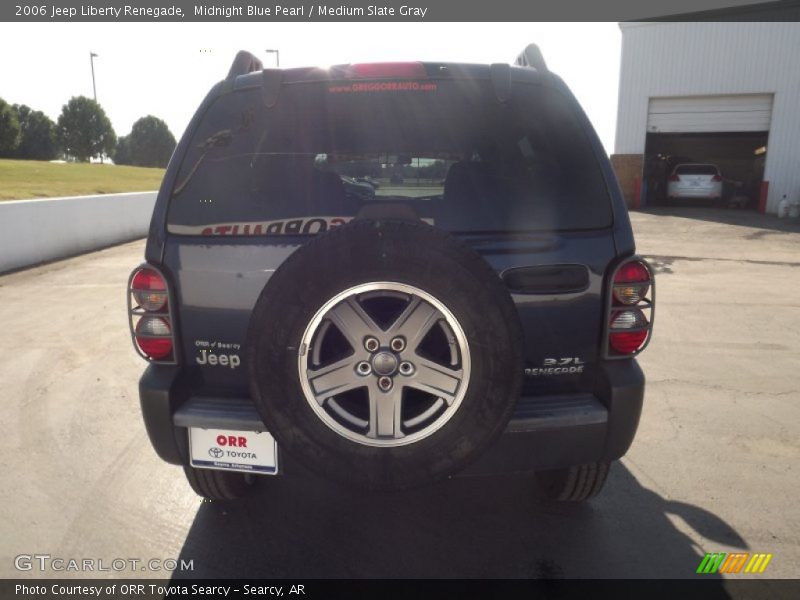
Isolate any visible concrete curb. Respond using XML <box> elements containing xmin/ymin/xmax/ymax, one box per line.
<box><xmin>0</xmin><ymin>191</ymin><xmax>157</xmax><ymax>274</ymax></box>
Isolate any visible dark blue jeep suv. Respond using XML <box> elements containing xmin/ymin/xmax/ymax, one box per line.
<box><xmin>128</xmin><ymin>46</ymin><xmax>654</xmax><ymax>501</ymax></box>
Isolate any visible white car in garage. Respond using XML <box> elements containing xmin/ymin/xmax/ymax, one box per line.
<box><xmin>667</xmin><ymin>163</ymin><xmax>723</xmax><ymax>201</ymax></box>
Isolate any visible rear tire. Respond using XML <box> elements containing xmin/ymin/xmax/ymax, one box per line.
<box><xmin>183</xmin><ymin>467</ymin><xmax>256</xmax><ymax>501</ymax></box>
<box><xmin>536</xmin><ymin>462</ymin><xmax>610</xmax><ymax>502</ymax></box>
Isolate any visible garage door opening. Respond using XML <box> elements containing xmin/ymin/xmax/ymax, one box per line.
<box><xmin>644</xmin><ymin>131</ymin><xmax>768</xmax><ymax>210</ymax></box>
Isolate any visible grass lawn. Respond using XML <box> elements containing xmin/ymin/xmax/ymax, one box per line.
<box><xmin>0</xmin><ymin>159</ymin><xmax>165</xmax><ymax>201</ymax></box>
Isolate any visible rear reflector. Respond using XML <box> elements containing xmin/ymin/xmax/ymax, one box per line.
<box><xmin>346</xmin><ymin>62</ymin><xmax>427</xmax><ymax>79</ymax></box>
<box><xmin>609</xmin><ymin>330</ymin><xmax>649</xmax><ymax>354</ymax></box>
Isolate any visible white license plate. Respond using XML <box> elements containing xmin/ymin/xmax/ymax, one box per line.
<box><xmin>189</xmin><ymin>428</ymin><xmax>278</xmax><ymax>475</ymax></box>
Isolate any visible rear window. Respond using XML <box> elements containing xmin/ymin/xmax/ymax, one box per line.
<box><xmin>167</xmin><ymin>77</ymin><xmax>612</xmax><ymax>236</ymax></box>
<box><xmin>675</xmin><ymin>164</ymin><xmax>719</xmax><ymax>175</ymax></box>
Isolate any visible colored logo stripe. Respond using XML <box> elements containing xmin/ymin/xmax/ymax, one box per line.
<box><xmin>745</xmin><ymin>553</ymin><xmax>773</xmax><ymax>573</ymax></box>
<box><xmin>697</xmin><ymin>552</ymin><xmax>773</xmax><ymax>574</ymax></box>
<box><xmin>697</xmin><ymin>553</ymin><xmax>726</xmax><ymax>574</ymax></box>
<box><xmin>719</xmin><ymin>553</ymin><xmax>749</xmax><ymax>574</ymax></box>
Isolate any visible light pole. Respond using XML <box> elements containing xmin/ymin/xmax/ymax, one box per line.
<box><xmin>89</xmin><ymin>52</ymin><xmax>102</xmax><ymax>162</ymax></box>
<box><xmin>265</xmin><ymin>48</ymin><xmax>280</xmax><ymax>67</ymax></box>
<box><xmin>89</xmin><ymin>52</ymin><xmax>98</xmax><ymax>101</ymax></box>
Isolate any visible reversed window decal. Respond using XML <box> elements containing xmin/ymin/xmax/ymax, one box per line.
<box><xmin>168</xmin><ymin>216</ymin><xmax>353</xmax><ymax>236</ymax></box>
<box><xmin>169</xmin><ymin>216</ymin><xmax>435</xmax><ymax>236</ymax></box>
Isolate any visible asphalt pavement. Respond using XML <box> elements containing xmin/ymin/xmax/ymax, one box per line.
<box><xmin>1</xmin><ymin>206</ymin><xmax>798</xmax><ymax>580</ymax></box>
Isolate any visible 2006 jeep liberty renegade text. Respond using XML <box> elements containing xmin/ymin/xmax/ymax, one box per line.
<box><xmin>128</xmin><ymin>45</ymin><xmax>654</xmax><ymax>501</ymax></box>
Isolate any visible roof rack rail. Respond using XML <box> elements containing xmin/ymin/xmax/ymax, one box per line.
<box><xmin>514</xmin><ymin>44</ymin><xmax>548</xmax><ymax>72</ymax></box>
<box><xmin>226</xmin><ymin>50</ymin><xmax>264</xmax><ymax>80</ymax></box>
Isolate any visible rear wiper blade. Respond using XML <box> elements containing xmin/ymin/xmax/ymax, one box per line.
<box><xmin>199</xmin><ymin>129</ymin><xmax>234</xmax><ymax>150</ymax></box>
<box><xmin>173</xmin><ymin>130</ymin><xmax>237</xmax><ymax>196</ymax></box>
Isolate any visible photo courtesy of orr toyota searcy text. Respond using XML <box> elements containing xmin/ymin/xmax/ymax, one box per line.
<box><xmin>15</xmin><ymin>584</ymin><xmax>299</xmax><ymax>597</ymax></box>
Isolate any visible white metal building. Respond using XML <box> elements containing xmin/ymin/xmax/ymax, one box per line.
<box><xmin>613</xmin><ymin>22</ymin><xmax>800</xmax><ymax>214</ymax></box>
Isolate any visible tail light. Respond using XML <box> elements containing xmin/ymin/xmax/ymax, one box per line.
<box><xmin>135</xmin><ymin>317</ymin><xmax>173</xmax><ymax>359</ymax></box>
<box><xmin>605</xmin><ymin>258</ymin><xmax>654</xmax><ymax>357</ymax></box>
<box><xmin>669</xmin><ymin>174</ymin><xmax>680</xmax><ymax>182</ymax></box>
<box><xmin>711</xmin><ymin>174</ymin><xmax>722</xmax><ymax>182</ymax></box>
<box><xmin>613</xmin><ymin>262</ymin><xmax>650</xmax><ymax>305</ymax></box>
<box><xmin>128</xmin><ymin>265</ymin><xmax>177</xmax><ymax>363</ymax></box>
<box><xmin>131</xmin><ymin>268</ymin><xmax>167</xmax><ymax>311</ymax></box>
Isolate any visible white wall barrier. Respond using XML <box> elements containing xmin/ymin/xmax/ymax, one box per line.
<box><xmin>0</xmin><ymin>191</ymin><xmax>157</xmax><ymax>273</ymax></box>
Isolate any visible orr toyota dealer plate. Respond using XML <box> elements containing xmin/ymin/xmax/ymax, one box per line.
<box><xmin>189</xmin><ymin>428</ymin><xmax>278</xmax><ymax>474</ymax></box>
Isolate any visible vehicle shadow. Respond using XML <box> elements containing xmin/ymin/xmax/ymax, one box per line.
<box><xmin>172</xmin><ymin>459</ymin><xmax>744</xmax><ymax>580</ymax></box>
<box><xmin>638</xmin><ymin>205</ymin><xmax>800</xmax><ymax>235</ymax></box>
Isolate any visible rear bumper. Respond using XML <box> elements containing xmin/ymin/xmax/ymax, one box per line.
<box><xmin>139</xmin><ymin>359</ymin><xmax>644</xmax><ymax>474</ymax></box>
<box><xmin>667</xmin><ymin>185</ymin><xmax>722</xmax><ymax>199</ymax></box>
<box><xmin>463</xmin><ymin>359</ymin><xmax>644</xmax><ymax>474</ymax></box>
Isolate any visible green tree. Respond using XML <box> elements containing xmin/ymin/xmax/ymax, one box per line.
<box><xmin>56</xmin><ymin>96</ymin><xmax>116</xmax><ymax>162</ymax></box>
<box><xmin>114</xmin><ymin>135</ymin><xmax>131</xmax><ymax>165</ymax></box>
<box><xmin>13</xmin><ymin>104</ymin><xmax>57</xmax><ymax>160</ymax></box>
<box><xmin>0</xmin><ymin>97</ymin><xmax>21</xmax><ymax>156</ymax></box>
<box><xmin>127</xmin><ymin>115</ymin><xmax>176</xmax><ymax>168</ymax></box>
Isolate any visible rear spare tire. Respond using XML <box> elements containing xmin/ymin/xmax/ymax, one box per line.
<box><xmin>246</xmin><ymin>220</ymin><xmax>523</xmax><ymax>490</ymax></box>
